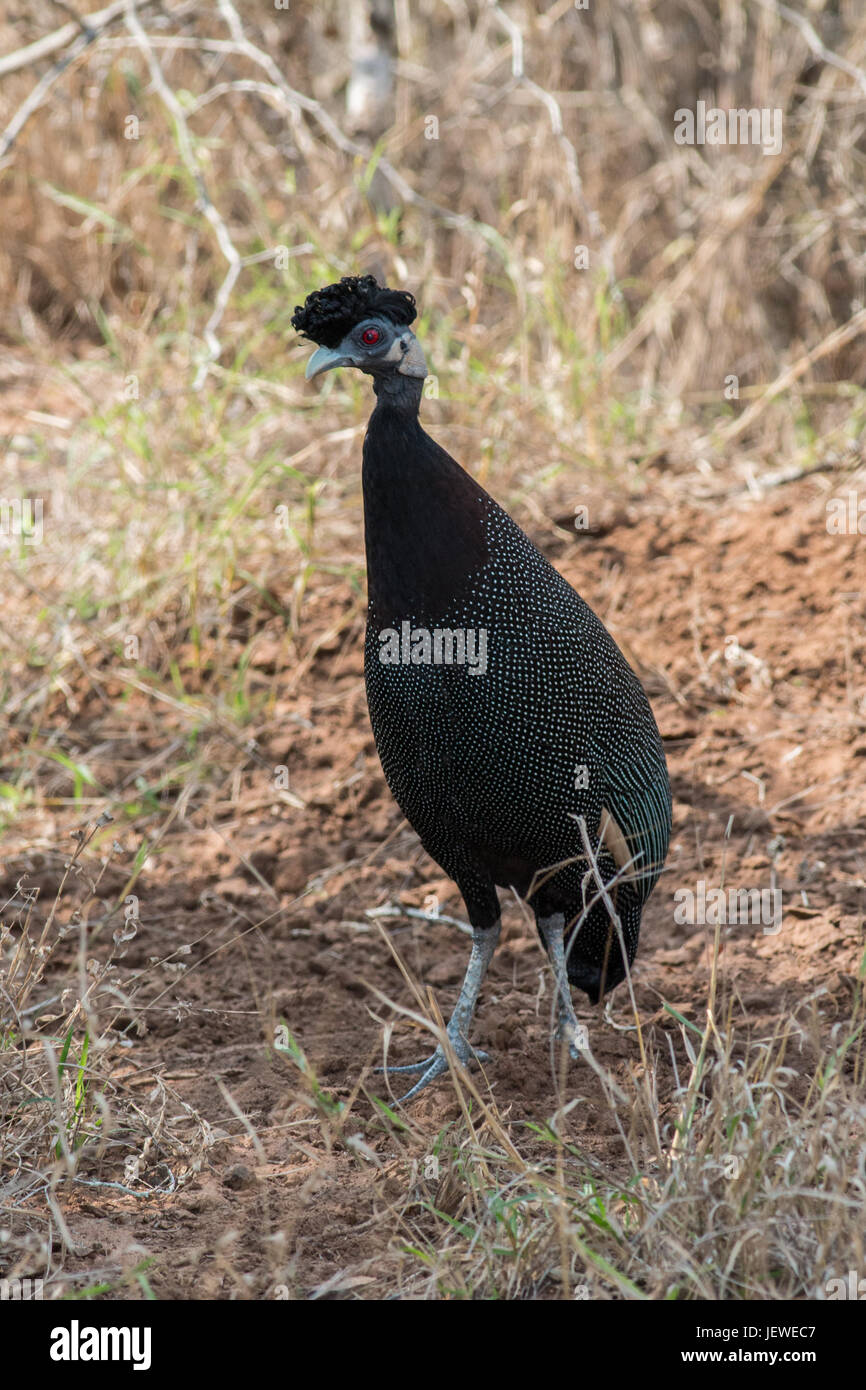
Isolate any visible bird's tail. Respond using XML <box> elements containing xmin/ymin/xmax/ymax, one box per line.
<box><xmin>564</xmin><ymin>885</ymin><xmax>642</xmax><ymax>1003</ymax></box>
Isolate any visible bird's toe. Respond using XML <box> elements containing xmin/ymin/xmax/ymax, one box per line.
<box><xmin>394</xmin><ymin>1050</ymin><xmax>451</xmax><ymax>1103</ymax></box>
<box><xmin>374</xmin><ymin>1055</ymin><xmax>438</xmax><ymax>1076</ymax></box>
<box><xmin>378</xmin><ymin>1035</ymin><xmax>489</xmax><ymax>1102</ymax></box>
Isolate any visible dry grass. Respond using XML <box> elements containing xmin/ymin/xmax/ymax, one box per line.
<box><xmin>1</xmin><ymin>0</ymin><xmax>865</xmax><ymax>1300</ymax></box>
<box><xmin>265</xmin><ymin>916</ymin><xmax>866</xmax><ymax>1301</ymax></box>
<box><xmin>1</xmin><ymin>821</ymin><xmax>212</xmax><ymax>1296</ymax></box>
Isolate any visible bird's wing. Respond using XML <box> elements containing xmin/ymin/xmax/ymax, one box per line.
<box><xmin>599</xmin><ymin>750</ymin><xmax>672</xmax><ymax>902</ymax></box>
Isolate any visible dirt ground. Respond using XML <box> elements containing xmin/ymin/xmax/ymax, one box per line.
<box><xmin>3</xmin><ymin>448</ymin><xmax>865</xmax><ymax>1299</ymax></box>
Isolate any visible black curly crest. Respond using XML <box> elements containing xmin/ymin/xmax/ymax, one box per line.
<box><xmin>291</xmin><ymin>275</ymin><xmax>417</xmax><ymax>349</ymax></box>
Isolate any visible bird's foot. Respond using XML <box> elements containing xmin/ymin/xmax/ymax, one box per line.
<box><xmin>554</xmin><ymin>1018</ymin><xmax>587</xmax><ymax>1061</ymax></box>
<box><xmin>376</xmin><ymin>1030</ymin><xmax>489</xmax><ymax>1102</ymax></box>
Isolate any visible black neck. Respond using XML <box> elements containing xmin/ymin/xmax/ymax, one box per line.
<box><xmin>371</xmin><ymin>372</ymin><xmax>424</xmax><ymax>413</ymax></box>
<box><xmin>362</xmin><ymin>391</ymin><xmax>491</xmax><ymax>621</ymax></box>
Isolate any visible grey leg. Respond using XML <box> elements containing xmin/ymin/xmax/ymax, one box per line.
<box><xmin>379</xmin><ymin>922</ymin><xmax>500</xmax><ymax>1102</ymax></box>
<box><xmin>539</xmin><ymin>913</ymin><xmax>586</xmax><ymax>1060</ymax></box>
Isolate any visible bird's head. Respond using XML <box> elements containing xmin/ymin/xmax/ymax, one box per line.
<box><xmin>292</xmin><ymin>275</ymin><xmax>427</xmax><ymax>382</ymax></box>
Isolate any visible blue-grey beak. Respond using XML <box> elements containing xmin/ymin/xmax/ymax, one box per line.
<box><xmin>305</xmin><ymin>344</ymin><xmax>354</xmax><ymax>380</ymax></box>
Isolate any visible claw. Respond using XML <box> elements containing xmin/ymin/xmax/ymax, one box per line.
<box><xmin>375</xmin><ymin>1045</ymin><xmax>489</xmax><ymax>1077</ymax></box>
<box><xmin>374</xmin><ymin>1057</ymin><xmax>437</xmax><ymax>1076</ymax></box>
<box><xmin>393</xmin><ymin>1049</ymin><xmax>451</xmax><ymax>1102</ymax></box>
<box><xmin>377</xmin><ymin>1036</ymin><xmax>490</xmax><ymax>1102</ymax></box>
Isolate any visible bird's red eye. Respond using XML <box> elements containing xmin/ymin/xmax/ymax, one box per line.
<box><xmin>361</xmin><ymin>327</ymin><xmax>381</xmax><ymax>345</ymax></box>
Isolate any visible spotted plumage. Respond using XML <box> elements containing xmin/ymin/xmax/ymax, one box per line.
<box><xmin>292</xmin><ymin>276</ymin><xmax>672</xmax><ymax>1099</ymax></box>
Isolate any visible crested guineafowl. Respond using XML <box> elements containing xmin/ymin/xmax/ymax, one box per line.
<box><xmin>292</xmin><ymin>275</ymin><xmax>671</xmax><ymax>1100</ymax></box>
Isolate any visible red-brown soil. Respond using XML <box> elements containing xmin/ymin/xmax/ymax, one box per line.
<box><xmin>3</xmin><ymin>461</ymin><xmax>864</xmax><ymax>1298</ymax></box>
